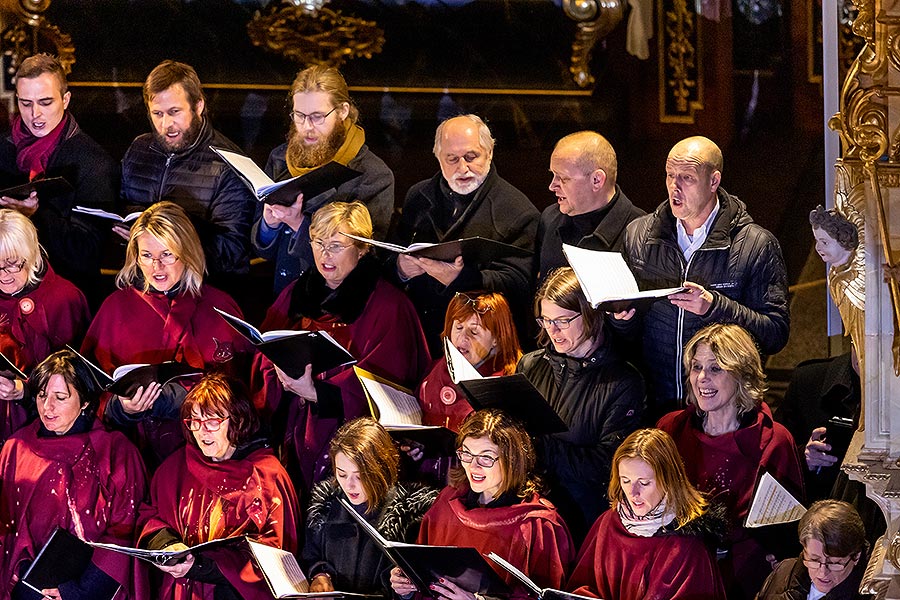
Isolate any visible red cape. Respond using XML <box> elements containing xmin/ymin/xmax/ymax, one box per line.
<box><xmin>417</xmin><ymin>358</ymin><xmax>499</xmax><ymax>432</ymax></box>
<box><xmin>567</xmin><ymin>509</ymin><xmax>725</xmax><ymax>600</ymax></box>
<box><xmin>0</xmin><ymin>265</ymin><xmax>89</xmax><ymax>441</ymax></box>
<box><xmin>139</xmin><ymin>443</ymin><xmax>301</xmax><ymax>600</ymax></box>
<box><xmin>0</xmin><ymin>419</ymin><xmax>148</xmax><ymax>599</ymax></box>
<box><xmin>417</xmin><ymin>485</ymin><xmax>574</xmax><ymax>597</ymax></box>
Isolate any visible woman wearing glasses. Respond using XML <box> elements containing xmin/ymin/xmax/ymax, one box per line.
<box><xmin>0</xmin><ymin>209</ymin><xmax>89</xmax><ymax>445</ymax></box>
<box><xmin>390</xmin><ymin>409</ymin><xmax>574</xmax><ymax>600</ymax></box>
<box><xmin>756</xmin><ymin>500</ymin><xmax>868</xmax><ymax>600</ymax></box>
<box><xmin>81</xmin><ymin>201</ymin><xmax>251</xmax><ymax>466</ymax></box>
<box><xmin>0</xmin><ymin>349</ymin><xmax>147</xmax><ymax>600</ymax></box>
<box><xmin>253</xmin><ymin>201</ymin><xmax>430</xmax><ymax>495</ymax></box>
<box><xmin>304</xmin><ymin>418</ymin><xmax>438</xmax><ymax>594</ymax></box>
<box><xmin>139</xmin><ymin>373</ymin><xmax>300</xmax><ymax>600</ymax></box>
<box><xmin>517</xmin><ymin>267</ymin><xmax>645</xmax><ymax>543</ymax></box>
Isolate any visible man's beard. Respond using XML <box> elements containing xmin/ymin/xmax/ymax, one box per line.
<box><xmin>286</xmin><ymin>120</ymin><xmax>347</xmax><ymax>168</ymax></box>
<box><xmin>153</xmin><ymin>111</ymin><xmax>203</xmax><ymax>153</ymax></box>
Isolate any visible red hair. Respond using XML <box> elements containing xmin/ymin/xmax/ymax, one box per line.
<box><xmin>441</xmin><ymin>291</ymin><xmax>521</xmax><ymax>375</ymax></box>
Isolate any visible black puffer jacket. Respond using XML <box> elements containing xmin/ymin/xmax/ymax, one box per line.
<box><xmin>303</xmin><ymin>479</ymin><xmax>439</xmax><ymax>594</ymax></box>
<box><xmin>623</xmin><ymin>188</ymin><xmax>789</xmax><ymax>413</ymax></box>
<box><xmin>120</xmin><ymin>118</ymin><xmax>255</xmax><ymax>276</ymax></box>
<box><xmin>517</xmin><ymin>342</ymin><xmax>645</xmax><ymax>541</ymax></box>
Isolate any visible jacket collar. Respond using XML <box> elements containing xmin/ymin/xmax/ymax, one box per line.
<box><xmin>149</xmin><ymin>116</ymin><xmax>212</xmax><ymax>157</ymax></box>
<box><xmin>648</xmin><ymin>187</ymin><xmax>753</xmax><ymax>250</ymax></box>
<box><xmin>418</xmin><ymin>164</ymin><xmax>501</xmax><ymax>239</ymax></box>
<box><xmin>289</xmin><ymin>254</ymin><xmax>380</xmax><ymax>323</ymax></box>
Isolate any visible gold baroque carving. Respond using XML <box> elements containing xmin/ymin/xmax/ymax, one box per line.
<box><xmin>658</xmin><ymin>0</ymin><xmax>702</xmax><ymax>123</ymax></box>
<box><xmin>247</xmin><ymin>2</ymin><xmax>384</xmax><ymax>68</ymax></box>
<box><xmin>562</xmin><ymin>0</ymin><xmax>625</xmax><ymax>88</ymax></box>
<box><xmin>0</xmin><ymin>0</ymin><xmax>75</xmax><ymax>74</ymax></box>
<box><xmin>851</xmin><ymin>0</ymin><xmax>875</xmax><ymax>44</ymax></box>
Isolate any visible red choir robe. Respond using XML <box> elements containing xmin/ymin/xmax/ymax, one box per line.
<box><xmin>0</xmin><ymin>419</ymin><xmax>148</xmax><ymax>599</ymax></box>
<box><xmin>0</xmin><ymin>264</ymin><xmax>89</xmax><ymax>441</ymax></box>
<box><xmin>418</xmin><ymin>358</ymin><xmax>501</xmax><ymax>432</ymax></box>
<box><xmin>416</xmin><ymin>484</ymin><xmax>574</xmax><ymax>598</ymax></box>
<box><xmin>253</xmin><ymin>258</ymin><xmax>431</xmax><ymax>491</ymax></box>
<box><xmin>139</xmin><ymin>442</ymin><xmax>301</xmax><ymax>600</ymax></box>
<box><xmin>656</xmin><ymin>403</ymin><xmax>804</xmax><ymax>600</ymax></box>
<box><xmin>566</xmin><ymin>509</ymin><xmax>725</xmax><ymax>600</ymax></box>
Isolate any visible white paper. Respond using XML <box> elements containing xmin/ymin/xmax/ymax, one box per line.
<box><xmin>248</xmin><ymin>539</ymin><xmax>309</xmax><ymax>598</ymax></box>
<box><xmin>745</xmin><ymin>471</ymin><xmax>806</xmax><ymax>528</ymax></box>
<box><xmin>355</xmin><ymin>368</ymin><xmax>423</xmax><ymax>426</ymax></box>
<box><xmin>444</xmin><ymin>337</ymin><xmax>483</xmax><ymax>384</ymax></box>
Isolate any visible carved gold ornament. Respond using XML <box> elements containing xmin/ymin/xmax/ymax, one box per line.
<box><xmin>658</xmin><ymin>0</ymin><xmax>702</xmax><ymax>123</ymax></box>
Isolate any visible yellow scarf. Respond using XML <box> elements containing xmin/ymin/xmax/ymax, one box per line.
<box><xmin>287</xmin><ymin>119</ymin><xmax>365</xmax><ymax>177</ymax></box>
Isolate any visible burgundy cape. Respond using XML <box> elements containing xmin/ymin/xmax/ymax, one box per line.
<box><xmin>0</xmin><ymin>419</ymin><xmax>148</xmax><ymax>599</ymax></box>
<box><xmin>566</xmin><ymin>509</ymin><xmax>725</xmax><ymax>600</ymax></box>
<box><xmin>82</xmin><ymin>285</ymin><xmax>251</xmax><ymax>375</ymax></box>
<box><xmin>418</xmin><ymin>358</ymin><xmax>500</xmax><ymax>432</ymax></box>
<box><xmin>416</xmin><ymin>484</ymin><xmax>574</xmax><ymax>598</ymax></box>
<box><xmin>139</xmin><ymin>443</ymin><xmax>301</xmax><ymax>600</ymax></box>
<box><xmin>253</xmin><ymin>274</ymin><xmax>431</xmax><ymax>491</ymax></box>
<box><xmin>656</xmin><ymin>403</ymin><xmax>804</xmax><ymax>599</ymax></box>
<box><xmin>0</xmin><ymin>264</ymin><xmax>89</xmax><ymax>441</ymax></box>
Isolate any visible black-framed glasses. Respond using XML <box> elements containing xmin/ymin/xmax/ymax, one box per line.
<box><xmin>454</xmin><ymin>292</ymin><xmax>493</xmax><ymax>315</ymax></box>
<box><xmin>183</xmin><ymin>416</ymin><xmax>229</xmax><ymax>432</ymax></box>
<box><xmin>456</xmin><ymin>449</ymin><xmax>499</xmax><ymax>468</ymax></box>
<box><xmin>289</xmin><ymin>106</ymin><xmax>338</xmax><ymax>127</ymax></box>
<box><xmin>535</xmin><ymin>314</ymin><xmax>582</xmax><ymax>330</ymax></box>
<box><xmin>310</xmin><ymin>239</ymin><xmax>352</xmax><ymax>255</ymax></box>
<box><xmin>0</xmin><ymin>259</ymin><xmax>26</xmax><ymax>275</ymax></box>
<box><xmin>801</xmin><ymin>553</ymin><xmax>855</xmax><ymax>572</ymax></box>
<box><xmin>138</xmin><ymin>252</ymin><xmax>179</xmax><ymax>267</ymax></box>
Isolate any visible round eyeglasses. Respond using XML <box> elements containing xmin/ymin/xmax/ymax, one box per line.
<box><xmin>454</xmin><ymin>292</ymin><xmax>493</xmax><ymax>315</ymax></box>
<box><xmin>310</xmin><ymin>239</ymin><xmax>352</xmax><ymax>255</ymax></box>
<box><xmin>138</xmin><ymin>252</ymin><xmax>179</xmax><ymax>267</ymax></box>
<box><xmin>456</xmin><ymin>449</ymin><xmax>499</xmax><ymax>468</ymax></box>
<box><xmin>183</xmin><ymin>416</ymin><xmax>229</xmax><ymax>432</ymax></box>
<box><xmin>289</xmin><ymin>106</ymin><xmax>338</xmax><ymax>127</ymax></box>
<box><xmin>535</xmin><ymin>314</ymin><xmax>582</xmax><ymax>330</ymax></box>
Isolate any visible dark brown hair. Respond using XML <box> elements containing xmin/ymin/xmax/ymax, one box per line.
<box><xmin>798</xmin><ymin>500</ymin><xmax>867</xmax><ymax>559</ymax></box>
<box><xmin>143</xmin><ymin>60</ymin><xmax>205</xmax><ymax>113</ymax></box>
<box><xmin>16</xmin><ymin>53</ymin><xmax>68</xmax><ymax>95</ymax></box>
<box><xmin>180</xmin><ymin>373</ymin><xmax>259</xmax><ymax>447</ymax></box>
<box><xmin>533</xmin><ymin>267</ymin><xmax>603</xmax><ymax>349</ymax></box>
<box><xmin>29</xmin><ymin>349</ymin><xmax>101</xmax><ymax>419</ymax></box>
<box><xmin>809</xmin><ymin>205</ymin><xmax>859</xmax><ymax>251</ymax></box>
<box><xmin>328</xmin><ymin>418</ymin><xmax>399</xmax><ymax>513</ymax></box>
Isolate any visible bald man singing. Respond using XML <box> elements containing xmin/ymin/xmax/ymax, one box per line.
<box><xmin>618</xmin><ymin>136</ymin><xmax>789</xmax><ymax>416</ymax></box>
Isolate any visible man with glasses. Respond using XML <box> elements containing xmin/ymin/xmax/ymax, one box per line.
<box><xmin>389</xmin><ymin>114</ymin><xmax>538</xmax><ymax>355</ymax></box>
<box><xmin>120</xmin><ymin>60</ymin><xmax>255</xmax><ymax>290</ymax></box>
<box><xmin>252</xmin><ymin>65</ymin><xmax>394</xmax><ymax>295</ymax></box>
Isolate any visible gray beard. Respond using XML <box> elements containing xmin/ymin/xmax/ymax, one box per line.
<box><xmin>286</xmin><ymin>120</ymin><xmax>347</xmax><ymax>168</ymax></box>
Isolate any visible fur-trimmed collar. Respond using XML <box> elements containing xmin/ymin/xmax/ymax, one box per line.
<box><xmin>307</xmin><ymin>478</ymin><xmax>439</xmax><ymax>541</ymax></box>
<box><xmin>659</xmin><ymin>502</ymin><xmax>729</xmax><ymax>549</ymax></box>
<box><xmin>288</xmin><ymin>254</ymin><xmax>381</xmax><ymax>323</ymax></box>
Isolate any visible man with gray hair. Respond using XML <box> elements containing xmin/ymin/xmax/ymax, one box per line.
<box><xmin>537</xmin><ymin>130</ymin><xmax>644</xmax><ymax>278</ymax></box>
<box><xmin>390</xmin><ymin>114</ymin><xmax>538</xmax><ymax>354</ymax></box>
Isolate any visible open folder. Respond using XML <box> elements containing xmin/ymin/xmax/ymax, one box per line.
<box><xmin>339</xmin><ymin>498</ymin><xmax>510</xmax><ymax>597</ymax></box>
<box><xmin>65</xmin><ymin>345</ymin><xmax>203</xmax><ymax>397</ymax></box>
<box><xmin>0</xmin><ymin>176</ymin><xmax>72</xmax><ymax>201</ymax></box>
<box><xmin>486</xmin><ymin>552</ymin><xmax>596</xmax><ymax>600</ymax></box>
<box><xmin>341</xmin><ymin>233</ymin><xmax>531</xmax><ymax>263</ymax></box>
<box><xmin>562</xmin><ymin>244</ymin><xmax>687</xmax><ymax>312</ymax></box>
<box><xmin>19</xmin><ymin>528</ymin><xmax>108</xmax><ymax>599</ymax></box>
<box><xmin>214</xmin><ymin>307</ymin><xmax>356</xmax><ymax>379</ymax></box>
<box><xmin>211</xmin><ymin>146</ymin><xmax>361</xmax><ymax>206</ymax></box>
<box><xmin>0</xmin><ymin>351</ymin><xmax>26</xmax><ymax>381</ymax></box>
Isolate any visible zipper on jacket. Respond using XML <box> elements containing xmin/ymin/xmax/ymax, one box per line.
<box><xmin>157</xmin><ymin>154</ymin><xmax>173</xmax><ymax>202</ymax></box>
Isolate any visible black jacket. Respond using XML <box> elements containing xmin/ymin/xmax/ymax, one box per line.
<box><xmin>517</xmin><ymin>341</ymin><xmax>645</xmax><ymax>541</ymax></box>
<box><xmin>390</xmin><ymin>165</ymin><xmax>538</xmax><ymax>355</ymax></box>
<box><xmin>622</xmin><ymin>188</ymin><xmax>789</xmax><ymax>414</ymax></box>
<box><xmin>303</xmin><ymin>479</ymin><xmax>439</xmax><ymax>594</ymax></box>
<box><xmin>0</xmin><ymin>116</ymin><xmax>118</xmax><ymax>304</ymax></box>
<box><xmin>251</xmin><ymin>142</ymin><xmax>394</xmax><ymax>295</ymax></box>
<box><xmin>535</xmin><ymin>185</ymin><xmax>645</xmax><ymax>279</ymax></box>
<box><xmin>755</xmin><ymin>553</ymin><xmax>871</xmax><ymax>600</ymax></box>
<box><xmin>120</xmin><ymin>118</ymin><xmax>255</xmax><ymax>277</ymax></box>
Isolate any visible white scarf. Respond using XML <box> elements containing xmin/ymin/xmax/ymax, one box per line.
<box><xmin>616</xmin><ymin>498</ymin><xmax>676</xmax><ymax>537</ymax></box>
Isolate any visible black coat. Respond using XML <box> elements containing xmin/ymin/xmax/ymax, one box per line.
<box><xmin>535</xmin><ymin>185</ymin><xmax>645</xmax><ymax>279</ymax></box>
<box><xmin>0</xmin><ymin>117</ymin><xmax>118</xmax><ymax>304</ymax></box>
<box><xmin>517</xmin><ymin>341</ymin><xmax>645</xmax><ymax>542</ymax></box>
<box><xmin>303</xmin><ymin>479</ymin><xmax>439</xmax><ymax>594</ymax></box>
<box><xmin>390</xmin><ymin>165</ymin><xmax>538</xmax><ymax>355</ymax></box>
<box><xmin>755</xmin><ymin>554</ymin><xmax>871</xmax><ymax>600</ymax></box>
<box><xmin>120</xmin><ymin>118</ymin><xmax>255</xmax><ymax>277</ymax></box>
<box><xmin>622</xmin><ymin>188</ymin><xmax>790</xmax><ymax>415</ymax></box>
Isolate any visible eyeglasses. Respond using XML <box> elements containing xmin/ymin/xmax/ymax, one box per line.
<box><xmin>289</xmin><ymin>106</ymin><xmax>338</xmax><ymax>127</ymax></box>
<box><xmin>0</xmin><ymin>259</ymin><xmax>26</xmax><ymax>275</ymax></box>
<box><xmin>801</xmin><ymin>553</ymin><xmax>855</xmax><ymax>572</ymax></box>
<box><xmin>454</xmin><ymin>292</ymin><xmax>493</xmax><ymax>315</ymax></box>
<box><xmin>138</xmin><ymin>252</ymin><xmax>179</xmax><ymax>267</ymax></box>
<box><xmin>535</xmin><ymin>314</ymin><xmax>582</xmax><ymax>330</ymax></box>
<box><xmin>456</xmin><ymin>449</ymin><xmax>499</xmax><ymax>468</ymax></box>
<box><xmin>310</xmin><ymin>239</ymin><xmax>352</xmax><ymax>255</ymax></box>
<box><xmin>183</xmin><ymin>416</ymin><xmax>229</xmax><ymax>432</ymax></box>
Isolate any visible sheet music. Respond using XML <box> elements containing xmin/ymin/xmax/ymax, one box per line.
<box><xmin>444</xmin><ymin>337</ymin><xmax>483</xmax><ymax>384</ymax></box>
<box><xmin>357</xmin><ymin>373</ymin><xmax>423</xmax><ymax>426</ymax></box>
<box><xmin>248</xmin><ymin>539</ymin><xmax>309</xmax><ymax>597</ymax></box>
<box><xmin>745</xmin><ymin>471</ymin><xmax>807</xmax><ymax>528</ymax></box>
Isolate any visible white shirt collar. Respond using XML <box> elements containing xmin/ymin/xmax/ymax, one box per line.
<box><xmin>676</xmin><ymin>198</ymin><xmax>720</xmax><ymax>262</ymax></box>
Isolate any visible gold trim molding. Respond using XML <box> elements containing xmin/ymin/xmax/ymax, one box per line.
<box><xmin>658</xmin><ymin>0</ymin><xmax>703</xmax><ymax>123</ymax></box>
<box><xmin>562</xmin><ymin>0</ymin><xmax>625</xmax><ymax>88</ymax></box>
<box><xmin>0</xmin><ymin>0</ymin><xmax>75</xmax><ymax>74</ymax></box>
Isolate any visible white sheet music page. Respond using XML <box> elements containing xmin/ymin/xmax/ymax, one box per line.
<box><xmin>745</xmin><ymin>471</ymin><xmax>806</xmax><ymax>528</ymax></box>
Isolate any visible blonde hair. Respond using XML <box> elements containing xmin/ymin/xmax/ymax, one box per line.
<box><xmin>609</xmin><ymin>429</ymin><xmax>708</xmax><ymax>528</ymax></box>
<box><xmin>116</xmin><ymin>201</ymin><xmax>206</xmax><ymax>296</ymax></box>
<box><xmin>0</xmin><ymin>209</ymin><xmax>43</xmax><ymax>287</ymax></box>
<box><xmin>682</xmin><ymin>323</ymin><xmax>766</xmax><ymax>416</ymax></box>
<box><xmin>290</xmin><ymin>65</ymin><xmax>358</xmax><ymax>124</ymax></box>
<box><xmin>309</xmin><ymin>201</ymin><xmax>372</xmax><ymax>254</ymax></box>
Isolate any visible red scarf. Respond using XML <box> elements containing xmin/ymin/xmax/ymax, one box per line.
<box><xmin>11</xmin><ymin>112</ymin><xmax>70</xmax><ymax>179</ymax></box>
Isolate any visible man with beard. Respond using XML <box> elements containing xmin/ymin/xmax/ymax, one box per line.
<box><xmin>119</xmin><ymin>60</ymin><xmax>255</xmax><ymax>284</ymax></box>
<box><xmin>390</xmin><ymin>114</ymin><xmax>538</xmax><ymax>354</ymax></box>
<box><xmin>0</xmin><ymin>53</ymin><xmax>118</xmax><ymax>308</ymax></box>
<box><xmin>251</xmin><ymin>65</ymin><xmax>393</xmax><ymax>295</ymax></box>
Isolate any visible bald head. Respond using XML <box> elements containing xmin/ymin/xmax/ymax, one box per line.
<box><xmin>667</xmin><ymin>136</ymin><xmax>723</xmax><ymax>176</ymax></box>
<box><xmin>549</xmin><ymin>131</ymin><xmax>618</xmax><ymax>215</ymax></box>
<box><xmin>433</xmin><ymin>115</ymin><xmax>494</xmax><ymax>195</ymax></box>
<box><xmin>665</xmin><ymin>136</ymin><xmax>723</xmax><ymax>233</ymax></box>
